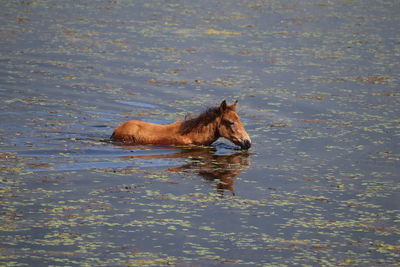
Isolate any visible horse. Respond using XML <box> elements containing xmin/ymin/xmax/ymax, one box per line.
<box><xmin>111</xmin><ymin>100</ymin><xmax>251</xmax><ymax>149</ymax></box>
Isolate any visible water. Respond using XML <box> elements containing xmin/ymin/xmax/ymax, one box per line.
<box><xmin>1</xmin><ymin>0</ymin><xmax>399</xmax><ymax>266</ymax></box>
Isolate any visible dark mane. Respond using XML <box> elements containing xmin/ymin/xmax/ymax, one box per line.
<box><xmin>179</xmin><ymin>106</ymin><xmax>222</xmax><ymax>135</ymax></box>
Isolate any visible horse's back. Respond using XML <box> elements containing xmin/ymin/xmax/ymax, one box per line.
<box><xmin>111</xmin><ymin>120</ymin><xmax>144</xmax><ymax>142</ymax></box>
<box><xmin>111</xmin><ymin>120</ymin><xmax>179</xmax><ymax>145</ymax></box>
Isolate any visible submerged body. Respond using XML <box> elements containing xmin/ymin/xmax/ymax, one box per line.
<box><xmin>111</xmin><ymin>120</ymin><xmax>217</xmax><ymax>146</ymax></box>
<box><xmin>111</xmin><ymin>100</ymin><xmax>251</xmax><ymax>149</ymax></box>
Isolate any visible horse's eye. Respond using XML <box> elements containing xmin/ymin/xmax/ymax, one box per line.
<box><xmin>224</xmin><ymin>120</ymin><xmax>235</xmax><ymax>126</ymax></box>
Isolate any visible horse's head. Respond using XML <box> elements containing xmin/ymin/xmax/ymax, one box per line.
<box><xmin>217</xmin><ymin>100</ymin><xmax>252</xmax><ymax>150</ymax></box>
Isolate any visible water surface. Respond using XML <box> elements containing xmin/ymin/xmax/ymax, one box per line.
<box><xmin>1</xmin><ymin>0</ymin><xmax>399</xmax><ymax>266</ymax></box>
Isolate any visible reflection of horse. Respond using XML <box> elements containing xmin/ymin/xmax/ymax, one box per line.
<box><xmin>121</xmin><ymin>147</ymin><xmax>250</xmax><ymax>196</ymax></box>
<box><xmin>111</xmin><ymin>100</ymin><xmax>251</xmax><ymax>150</ymax></box>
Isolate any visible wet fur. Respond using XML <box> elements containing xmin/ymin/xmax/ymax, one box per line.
<box><xmin>111</xmin><ymin>101</ymin><xmax>251</xmax><ymax>149</ymax></box>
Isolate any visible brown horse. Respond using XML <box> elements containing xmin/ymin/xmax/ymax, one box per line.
<box><xmin>111</xmin><ymin>100</ymin><xmax>251</xmax><ymax>149</ymax></box>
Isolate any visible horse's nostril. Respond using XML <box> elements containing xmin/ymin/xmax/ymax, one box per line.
<box><xmin>240</xmin><ymin>140</ymin><xmax>251</xmax><ymax>150</ymax></box>
<box><xmin>246</xmin><ymin>140</ymin><xmax>251</xmax><ymax>149</ymax></box>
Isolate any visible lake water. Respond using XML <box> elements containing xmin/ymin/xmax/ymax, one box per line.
<box><xmin>1</xmin><ymin>0</ymin><xmax>399</xmax><ymax>266</ymax></box>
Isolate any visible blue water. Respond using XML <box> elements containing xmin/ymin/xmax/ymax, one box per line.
<box><xmin>0</xmin><ymin>0</ymin><xmax>399</xmax><ymax>266</ymax></box>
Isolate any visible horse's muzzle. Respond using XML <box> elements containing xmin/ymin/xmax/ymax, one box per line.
<box><xmin>239</xmin><ymin>139</ymin><xmax>252</xmax><ymax>150</ymax></box>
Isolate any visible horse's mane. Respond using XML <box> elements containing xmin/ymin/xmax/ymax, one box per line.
<box><xmin>179</xmin><ymin>106</ymin><xmax>222</xmax><ymax>135</ymax></box>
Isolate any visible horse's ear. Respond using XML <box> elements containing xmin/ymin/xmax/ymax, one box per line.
<box><xmin>232</xmin><ymin>100</ymin><xmax>238</xmax><ymax>110</ymax></box>
<box><xmin>220</xmin><ymin>100</ymin><xmax>227</xmax><ymax>111</ymax></box>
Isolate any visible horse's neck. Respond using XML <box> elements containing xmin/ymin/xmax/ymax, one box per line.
<box><xmin>180</xmin><ymin>119</ymin><xmax>220</xmax><ymax>145</ymax></box>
